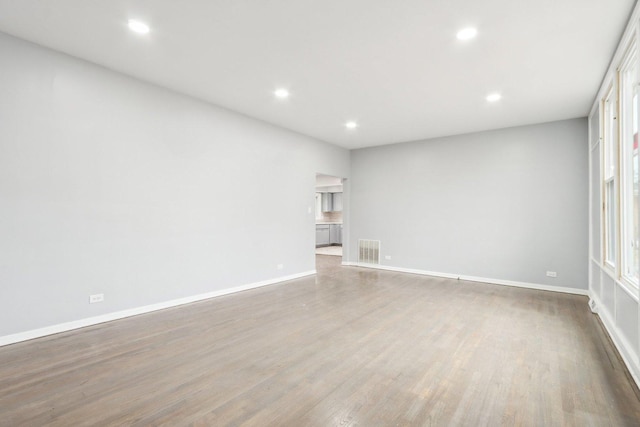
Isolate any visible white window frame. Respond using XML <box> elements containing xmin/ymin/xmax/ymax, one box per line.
<box><xmin>619</xmin><ymin>38</ymin><xmax>640</xmax><ymax>289</ymax></box>
<box><xmin>602</xmin><ymin>84</ymin><xmax>618</xmax><ymax>272</ymax></box>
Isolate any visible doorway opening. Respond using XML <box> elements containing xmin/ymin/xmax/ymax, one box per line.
<box><xmin>315</xmin><ymin>174</ymin><xmax>344</xmax><ymax>262</ymax></box>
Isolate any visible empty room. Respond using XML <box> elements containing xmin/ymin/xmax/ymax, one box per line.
<box><xmin>1</xmin><ymin>0</ymin><xmax>640</xmax><ymax>425</ymax></box>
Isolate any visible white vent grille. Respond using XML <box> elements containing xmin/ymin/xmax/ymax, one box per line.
<box><xmin>358</xmin><ymin>239</ymin><xmax>380</xmax><ymax>264</ymax></box>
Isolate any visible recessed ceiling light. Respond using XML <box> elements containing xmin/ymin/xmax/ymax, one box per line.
<box><xmin>456</xmin><ymin>27</ymin><xmax>477</xmax><ymax>40</ymax></box>
<box><xmin>486</xmin><ymin>93</ymin><xmax>502</xmax><ymax>102</ymax></box>
<box><xmin>128</xmin><ymin>19</ymin><xmax>150</xmax><ymax>34</ymax></box>
<box><xmin>345</xmin><ymin>121</ymin><xmax>358</xmax><ymax>129</ymax></box>
<box><xmin>274</xmin><ymin>88</ymin><xmax>290</xmax><ymax>99</ymax></box>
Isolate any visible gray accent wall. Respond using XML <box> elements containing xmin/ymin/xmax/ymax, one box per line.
<box><xmin>0</xmin><ymin>33</ymin><xmax>349</xmax><ymax>337</ymax></box>
<box><xmin>349</xmin><ymin>119</ymin><xmax>588</xmax><ymax>290</ymax></box>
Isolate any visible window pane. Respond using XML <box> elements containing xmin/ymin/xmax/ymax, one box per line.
<box><xmin>620</xmin><ymin>46</ymin><xmax>639</xmax><ymax>285</ymax></box>
<box><xmin>632</xmin><ymin>145</ymin><xmax>638</xmax><ymax>278</ymax></box>
<box><xmin>602</xmin><ymin>86</ymin><xmax>617</xmax><ymax>269</ymax></box>
<box><xmin>604</xmin><ymin>99</ymin><xmax>615</xmax><ymax>179</ymax></box>
<box><xmin>606</xmin><ymin>179</ymin><xmax>616</xmax><ymax>265</ymax></box>
<box><xmin>625</xmin><ymin>91</ymin><xmax>640</xmax><ymax>283</ymax></box>
<box><xmin>630</xmin><ymin>93</ymin><xmax>639</xmax><ymax>279</ymax></box>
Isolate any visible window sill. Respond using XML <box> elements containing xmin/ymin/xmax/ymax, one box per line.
<box><xmin>619</xmin><ymin>277</ymin><xmax>640</xmax><ymax>299</ymax></box>
<box><xmin>595</xmin><ymin>260</ymin><xmax>639</xmax><ymax>302</ymax></box>
<box><xmin>603</xmin><ymin>261</ymin><xmax>616</xmax><ymax>276</ymax></box>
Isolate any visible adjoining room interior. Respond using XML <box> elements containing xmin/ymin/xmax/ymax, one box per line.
<box><xmin>1</xmin><ymin>0</ymin><xmax>640</xmax><ymax>424</ymax></box>
<box><xmin>315</xmin><ymin>173</ymin><xmax>343</xmax><ymax>258</ymax></box>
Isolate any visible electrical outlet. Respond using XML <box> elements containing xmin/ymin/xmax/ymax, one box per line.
<box><xmin>546</xmin><ymin>271</ymin><xmax>557</xmax><ymax>278</ymax></box>
<box><xmin>89</xmin><ymin>293</ymin><xmax>104</xmax><ymax>304</ymax></box>
<box><xmin>385</xmin><ymin>255</ymin><xmax>392</xmax><ymax>260</ymax></box>
<box><xmin>277</xmin><ymin>264</ymin><xmax>284</xmax><ymax>270</ymax></box>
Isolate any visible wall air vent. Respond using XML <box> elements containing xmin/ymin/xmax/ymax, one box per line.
<box><xmin>358</xmin><ymin>239</ymin><xmax>381</xmax><ymax>265</ymax></box>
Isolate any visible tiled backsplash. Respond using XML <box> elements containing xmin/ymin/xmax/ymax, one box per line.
<box><xmin>318</xmin><ymin>211</ymin><xmax>343</xmax><ymax>223</ymax></box>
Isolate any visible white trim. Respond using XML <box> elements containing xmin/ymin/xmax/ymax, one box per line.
<box><xmin>591</xmin><ymin>256</ymin><xmax>604</xmax><ymax>268</ymax></box>
<box><xmin>617</xmin><ymin>276</ymin><xmax>639</xmax><ymax>301</ymax></box>
<box><xmin>591</xmin><ymin>256</ymin><xmax>639</xmax><ymax>302</ymax></box>
<box><xmin>347</xmin><ymin>263</ymin><xmax>589</xmax><ymax>296</ymax></box>
<box><xmin>590</xmin><ymin>293</ymin><xmax>640</xmax><ymax>390</ymax></box>
<box><xmin>0</xmin><ymin>270</ymin><xmax>316</xmax><ymax>347</ymax></box>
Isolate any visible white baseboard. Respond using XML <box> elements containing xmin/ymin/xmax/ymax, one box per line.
<box><xmin>346</xmin><ymin>262</ymin><xmax>589</xmax><ymax>296</ymax></box>
<box><xmin>0</xmin><ymin>270</ymin><xmax>316</xmax><ymax>347</ymax></box>
<box><xmin>589</xmin><ymin>293</ymin><xmax>640</xmax><ymax>390</ymax></box>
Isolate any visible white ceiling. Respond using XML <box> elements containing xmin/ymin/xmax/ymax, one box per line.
<box><xmin>0</xmin><ymin>0</ymin><xmax>634</xmax><ymax>149</ymax></box>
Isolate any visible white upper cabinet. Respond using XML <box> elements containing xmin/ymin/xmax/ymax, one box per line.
<box><xmin>332</xmin><ymin>193</ymin><xmax>343</xmax><ymax>212</ymax></box>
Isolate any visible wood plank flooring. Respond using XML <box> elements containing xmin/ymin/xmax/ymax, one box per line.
<box><xmin>1</xmin><ymin>255</ymin><xmax>639</xmax><ymax>426</ymax></box>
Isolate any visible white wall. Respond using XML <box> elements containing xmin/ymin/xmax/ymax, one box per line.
<box><xmin>0</xmin><ymin>32</ymin><xmax>349</xmax><ymax>341</ymax></box>
<box><xmin>348</xmin><ymin>119</ymin><xmax>588</xmax><ymax>292</ymax></box>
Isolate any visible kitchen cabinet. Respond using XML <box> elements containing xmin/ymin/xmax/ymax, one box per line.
<box><xmin>316</xmin><ymin>225</ymin><xmax>330</xmax><ymax>246</ymax></box>
<box><xmin>332</xmin><ymin>193</ymin><xmax>343</xmax><ymax>212</ymax></box>
<box><xmin>329</xmin><ymin>224</ymin><xmax>342</xmax><ymax>245</ymax></box>
<box><xmin>317</xmin><ymin>224</ymin><xmax>342</xmax><ymax>247</ymax></box>
<box><xmin>321</xmin><ymin>193</ymin><xmax>332</xmax><ymax>212</ymax></box>
<box><xmin>321</xmin><ymin>192</ymin><xmax>343</xmax><ymax>212</ymax></box>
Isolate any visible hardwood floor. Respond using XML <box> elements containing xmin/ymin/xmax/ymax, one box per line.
<box><xmin>1</xmin><ymin>255</ymin><xmax>639</xmax><ymax>426</ymax></box>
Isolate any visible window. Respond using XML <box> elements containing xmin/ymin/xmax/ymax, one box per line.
<box><xmin>603</xmin><ymin>85</ymin><xmax>617</xmax><ymax>269</ymax></box>
<box><xmin>620</xmin><ymin>42</ymin><xmax>640</xmax><ymax>287</ymax></box>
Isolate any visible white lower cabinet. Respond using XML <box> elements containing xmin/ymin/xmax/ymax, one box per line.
<box><xmin>316</xmin><ymin>225</ymin><xmax>330</xmax><ymax>246</ymax></box>
<box><xmin>330</xmin><ymin>224</ymin><xmax>340</xmax><ymax>244</ymax></box>
<box><xmin>316</xmin><ymin>224</ymin><xmax>343</xmax><ymax>247</ymax></box>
